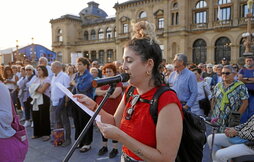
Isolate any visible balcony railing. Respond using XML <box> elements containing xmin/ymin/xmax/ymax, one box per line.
<box><xmin>213</xmin><ymin>20</ymin><xmax>232</xmax><ymax>27</ymax></box>
<box><xmin>117</xmin><ymin>32</ymin><xmax>130</xmax><ymax>40</ymax></box>
<box><xmin>190</xmin><ymin>23</ymin><xmax>208</xmax><ymax>30</ymax></box>
<box><xmin>75</xmin><ymin>38</ymin><xmax>116</xmax><ymax>45</ymax></box>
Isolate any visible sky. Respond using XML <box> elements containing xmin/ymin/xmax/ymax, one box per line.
<box><xmin>0</xmin><ymin>0</ymin><xmax>127</xmax><ymax>51</ymax></box>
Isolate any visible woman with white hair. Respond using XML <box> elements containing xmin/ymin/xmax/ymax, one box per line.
<box><xmin>22</xmin><ymin>65</ymin><xmax>36</xmax><ymax>127</ymax></box>
<box><xmin>164</xmin><ymin>64</ymin><xmax>174</xmax><ymax>84</ymax></box>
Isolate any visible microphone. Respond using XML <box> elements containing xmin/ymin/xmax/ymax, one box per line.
<box><xmin>92</xmin><ymin>73</ymin><xmax>130</xmax><ymax>88</ymax></box>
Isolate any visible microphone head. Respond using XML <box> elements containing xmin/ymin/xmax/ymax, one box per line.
<box><xmin>120</xmin><ymin>73</ymin><xmax>130</xmax><ymax>82</ymax></box>
<box><xmin>92</xmin><ymin>73</ymin><xmax>130</xmax><ymax>88</ymax></box>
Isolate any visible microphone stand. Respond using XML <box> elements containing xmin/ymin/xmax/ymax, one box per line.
<box><xmin>63</xmin><ymin>83</ymin><xmax>116</xmax><ymax>162</ymax></box>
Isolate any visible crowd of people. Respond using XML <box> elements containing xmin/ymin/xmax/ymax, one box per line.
<box><xmin>0</xmin><ymin>20</ymin><xmax>254</xmax><ymax>162</ymax></box>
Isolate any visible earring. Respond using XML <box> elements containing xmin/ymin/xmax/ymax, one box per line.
<box><xmin>146</xmin><ymin>71</ymin><xmax>151</xmax><ymax>76</ymax></box>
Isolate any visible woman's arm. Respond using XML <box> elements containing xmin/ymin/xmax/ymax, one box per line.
<box><xmin>238</xmin><ymin>99</ymin><xmax>248</xmax><ymax>114</ymax></box>
<box><xmin>98</xmin><ymin>103</ymin><xmax>183</xmax><ymax>162</ymax></box>
<box><xmin>74</xmin><ymin>93</ymin><xmax>126</xmax><ymax>126</ymax></box>
<box><xmin>96</xmin><ymin>87</ymin><xmax>123</xmax><ymax>99</ymax></box>
<box><xmin>36</xmin><ymin>83</ymin><xmax>50</xmax><ymax>94</ymax></box>
<box><xmin>95</xmin><ymin>87</ymin><xmax>107</xmax><ymax>96</ymax></box>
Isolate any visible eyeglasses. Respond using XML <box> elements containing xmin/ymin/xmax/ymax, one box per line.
<box><xmin>105</xmin><ymin>70</ymin><xmax>113</xmax><ymax>74</ymax></box>
<box><xmin>125</xmin><ymin>95</ymin><xmax>140</xmax><ymax>120</ymax></box>
<box><xmin>233</xmin><ymin>67</ymin><xmax>238</xmax><ymax>69</ymax></box>
<box><xmin>25</xmin><ymin>69</ymin><xmax>32</xmax><ymax>71</ymax></box>
<box><xmin>221</xmin><ymin>72</ymin><xmax>231</xmax><ymax>75</ymax></box>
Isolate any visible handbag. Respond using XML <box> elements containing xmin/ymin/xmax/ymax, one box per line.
<box><xmin>1</xmin><ymin>103</ymin><xmax>29</xmax><ymax>162</ymax></box>
<box><xmin>228</xmin><ymin>111</ymin><xmax>241</xmax><ymax>127</ymax></box>
<box><xmin>198</xmin><ymin>83</ymin><xmax>211</xmax><ymax>116</ymax></box>
<box><xmin>12</xmin><ymin>102</ymin><xmax>29</xmax><ymax>160</ymax></box>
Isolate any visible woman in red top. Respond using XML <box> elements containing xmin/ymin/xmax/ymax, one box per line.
<box><xmin>95</xmin><ymin>63</ymin><xmax>123</xmax><ymax>158</ymax></box>
<box><xmin>74</xmin><ymin>21</ymin><xmax>183</xmax><ymax>162</ymax></box>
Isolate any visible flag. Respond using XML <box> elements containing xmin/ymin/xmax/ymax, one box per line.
<box><xmin>217</xmin><ymin>5</ymin><xmax>222</xmax><ymax>21</ymax></box>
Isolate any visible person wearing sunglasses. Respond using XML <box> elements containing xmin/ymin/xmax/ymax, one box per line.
<box><xmin>238</xmin><ymin>56</ymin><xmax>254</xmax><ymax>123</ymax></box>
<box><xmin>73</xmin><ymin>21</ymin><xmax>183</xmax><ymax>162</ymax></box>
<box><xmin>211</xmin><ymin>65</ymin><xmax>249</xmax><ymax>133</ymax></box>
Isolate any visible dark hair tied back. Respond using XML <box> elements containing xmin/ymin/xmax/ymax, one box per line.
<box><xmin>126</xmin><ymin>21</ymin><xmax>164</xmax><ymax>86</ymax></box>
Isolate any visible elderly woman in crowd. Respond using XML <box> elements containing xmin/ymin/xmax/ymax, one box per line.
<box><xmin>207</xmin><ymin>114</ymin><xmax>254</xmax><ymax>162</ymax></box>
<box><xmin>211</xmin><ymin>65</ymin><xmax>249</xmax><ymax>132</ymax></box>
<box><xmin>22</xmin><ymin>65</ymin><xmax>36</xmax><ymax>127</ymax></box>
<box><xmin>191</xmin><ymin>68</ymin><xmax>212</xmax><ymax>116</ymax></box>
<box><xmin>95</xmin><ymin>63</ymin><xmax>123</xmax><ymax>158</ymax></box>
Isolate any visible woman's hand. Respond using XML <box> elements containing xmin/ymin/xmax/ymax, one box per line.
<box><xmin>70</xmin><ymin>80</ymin><xmax>76</xmax><ymax>86</ymax></box>
<box><xmin>96</xmin><ymin>121</ymin><xmax>123</xmax><ymax>141</ymax></box>
<box><xmin>73</xmin><ymin>94</ymin><xmax>97</xmax><ymax>111</ymax></box>
<box><xmin>225</xmin><ymin>128</ymin><xmax>238</xmax><ymax>137</ymax></box>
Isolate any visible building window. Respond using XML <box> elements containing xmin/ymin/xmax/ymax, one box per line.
<box><xmin>56</xmin><ymin>29</ymin><xmax>63</xmax><ymax>42</ymax></box>
<box><xmin>57</xmin><ymin>36</ymin><xmax>63</xmax><ymax>42</ymax></box>
<box><xmin>218</xmin><ymin>0</ymin><xmax>231</xmax><ymax>5</ymax></box>
<box><xmin>160</xmin><ymin>45</ymin><xmax>164</xmax><ymax>57</ymax></box>
<box><xmin>139</xmin><ymin>11</ymin><xmax>147</xmax><ymax>18</ymax></box>
<box><xmin>57</xmin><ymin>52</ymin><xmax>62</xmax><ymax>62</ymax></box>
<box><xmin>58</xmin><ymin>29</ymin><xmax>62</xmax><ymax>34</ymax></box>
<box><xmin>218</xmin><ymin>7</ymin><xmax>231</xmax><ymax>20</ymax></box>
<box><xmin>241</xmin><ymin>4</ymin><xmax>248</xmax><ymax>17</ymax></box>
<box><xmin>196</xmin><ymin>0</ymin><xmax>207</xmax><ymax>8</ymax></box>
<box><xmin>91</xmin><ymin>51</ymin><xmax>96</xmax><ymax>61</ymax></box>
<box><xmin>98</xmin><ymin>50</ymin><xmax>104</xmax><ymax>64</ymax></box>
<box><xmin>195</xmin><ymin>11</ymin><xmax>207</xmax><ymax>24</ymax></box>
<box><xmin>91</xmin><ymin>30</ymin><xmax>96</xmax><ymax>40</ymax></box>
<box><xmin>173</xmin><ymin>2</ymin><xmax>178</xmax><ymax>9</ymax></box>
<box><xmin>158</xmin><ymin>18</ymin><xmax>164</xmax><ymax>29</ymax></box>
<box><xmin>171</xmin><ymin>13</ymin><xmax>175</xmax><ymax>25</ymax></box>
<box><xmin>215</xmin><ymin>37</ymin><xmax>231</xmax><ymax>63</ymax></box>
<box><xmin>176</xmin><ymin>12</ymin><xmax>179</xmax><ymax>25</ymax></box>
<box><xmin>123</xmin><ymin>24</ymin><xmax>128</xmax><ymax>33</ymax></box>
<box><xmin>98</xmin><ymin>29</ymin><xmax>104</xmax><ymax>40</ymax></box>
<box><xmin>106</xmin><ymin>28</ymin><xmax>112</xmax><ymax>39</ymax></box>
<box><xmin>114</xmin><ymin>27</ymin><xmax>117</xmax><ymax>37</ymax></box>
<box><xmin>107</xmin><ymin>50</ymin><xmax>113</xmax><ymax>63</ymax></box>
<box><xmin>192</xmin><ymin>39</ymin><xmax>207</xmax><ymax>64</ymax></box>
<box><xmin>84</xmin><ymin>31</ymin><xmax>89</xmax><ymax>40</ymax></box>
<box><xmin>194</xmin><ymin>0</ymin><xmax>207</xmax><ymax>24</ymax></box>
<box><xmin>83</xmin><ymin>51</ymin><xmax>89</xmax><ymax>58</ymax></box>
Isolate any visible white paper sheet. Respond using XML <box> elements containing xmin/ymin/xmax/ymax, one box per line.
<box><xmin>56</xmin><ymin>82</ymin><xmax>101</xmax><ymax>122</ymax></box>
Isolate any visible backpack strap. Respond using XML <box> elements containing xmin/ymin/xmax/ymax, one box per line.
<box><xmin>125</xmin><ymin>85</ymin><xmax>175</xmax><ymax>125</ymax></box>
<box><xmin>125</xmin><ymin>86</ymin><xmax>136</xmax><ymax>103</ymax></box>
<box><xmin>150</xmin><ymin>86</ymin><xmax>175</xmax><ymax>124</ymax></box>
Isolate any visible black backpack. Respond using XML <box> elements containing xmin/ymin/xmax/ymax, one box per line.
<box><xmin>126</xmin><ymin>86</ymin><xmax>206</xmax><ymax>162</ymax></box>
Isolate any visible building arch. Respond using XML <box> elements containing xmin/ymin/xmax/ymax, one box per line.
<box><xmin>192</xmin><ymin>39</ymin><xmax>207</xmax><ymax>64</ymax></box>
<box><xmin>90</xmin><ymin>29</ymin><xmax>96</xmax><ymax>40</ymax></box>
<box><xmin>84</xmin><ymin>31</ymin><xmax>89</xmax><ymax>40</ymax></box>
<box><xmin>214</xmin><ymin>37</ymin><xmax>231</xmax><ymax>63</ymax></box>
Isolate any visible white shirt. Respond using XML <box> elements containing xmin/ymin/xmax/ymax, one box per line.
<box><xmin>51</xmin><ymin>71</ymin><xmax>70</xmax><ymax>106</ymax></box>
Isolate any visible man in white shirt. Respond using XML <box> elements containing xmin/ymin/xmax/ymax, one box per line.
<box><xmin>51</xmin><ymin>61</ymin><xmax>71</xmax><ymax>146</ymax></box>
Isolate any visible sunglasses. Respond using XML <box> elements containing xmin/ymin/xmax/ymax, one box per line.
<box><xmin>222</xmin><ymin>72</ymin><xmax>231</xmax><ymax>75</ymax></box>
<box><xmin>126</xmin><ymin>95</ymin><xmax>140</xmax><ymax>120</ymax></box>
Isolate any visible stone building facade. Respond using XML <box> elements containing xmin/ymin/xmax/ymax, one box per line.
<box><xmin>50</xmin><ymin>0</ymin><xmax>252</xmax><ymax>64</ymax></box>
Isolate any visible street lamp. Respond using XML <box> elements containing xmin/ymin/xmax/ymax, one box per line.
<box><xmin>14</xmin><ymin>40</ymin><xmax>19</xmax><ymax>62</ymax></box>
<box><xmin>243</xmin><ymin>0</ymin><xmax>254</xmax><ymax>56</ymax></box>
